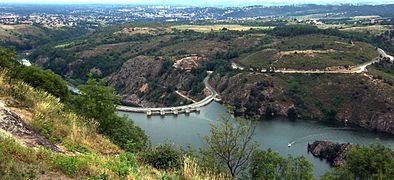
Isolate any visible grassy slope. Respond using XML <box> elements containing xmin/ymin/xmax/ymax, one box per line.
<box><xmin>0</xmin><ymin>71</ymin><xmax>221</xmax><ymax>179</ymax></box>
<box><xmin>0</xmin><ymin>24</ymin><xmax>50</xmax><ymax>49</ymax></box>
<box><xmin>171</xmin><ymin>24</ymin><xmax>273</xmax><ymax>32</ymax></box>
<box><xmin>238</xmin><ymin>34</ymin><xmax>379</xmax><ymax>70</ymax></box>
<box><xmin>277</xmin><ymin>74</ymin><xmax>393</xmax><ymax>119</ymax></box>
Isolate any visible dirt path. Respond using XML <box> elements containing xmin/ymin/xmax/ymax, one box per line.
<box><xmin>233</xmin><ymin>48</ymin><xmax>391</xmax><ymax>74</ymax></box>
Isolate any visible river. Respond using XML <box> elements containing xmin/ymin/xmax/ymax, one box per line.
<box><xmin>118</xmin><ymin>102</ymin><xmax>394</xmax><ymax>178</ymax></box>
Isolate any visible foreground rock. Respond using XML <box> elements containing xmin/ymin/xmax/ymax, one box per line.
<box><xmin>0</xmin><ymin>101</ymin><xmax>60</xmax><ymax>152</ymax></box>
<box><xmin>307</xmin><ymin>141</ymin><xmax>352</xmax><ymax>166</ymax></box>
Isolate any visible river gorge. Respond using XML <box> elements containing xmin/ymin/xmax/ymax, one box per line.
<box><xmin>119</xmin><ymin>102</ymin><xmax>394</xmax><ymax>177</ymax></box>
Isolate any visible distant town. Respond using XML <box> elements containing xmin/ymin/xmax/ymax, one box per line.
<box><xmin>1</xmin><ymin>4</ymin><xmax>393</xmax><ymax>27</ymax></box>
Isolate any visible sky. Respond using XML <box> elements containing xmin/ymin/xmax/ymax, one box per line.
<box><xmin>1</xmin><ymin>0</ymin><xmax>393</xmax><ymax>6</ymax></box>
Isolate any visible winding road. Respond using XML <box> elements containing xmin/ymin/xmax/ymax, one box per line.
<box><xmin>232</xmin><ymin>48</ymin><xmax>393</xmax><ymax>74</ymax></box>
<box><xmin>75</xmin><ymin>48</ymin><xmax>392</xmax><ymax>115</ymax></box>
<box><xmin>116</xmin><ymin>71</ymin><xmax>219</xmax><ymax>115</ymax></box>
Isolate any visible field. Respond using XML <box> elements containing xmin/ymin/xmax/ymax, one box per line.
<box><xmin>238</xmin><ymin>49</ymin><xmax>278</xmax><ymax>68</ymax></box>
<box><xmin>237</xmin><ymin>34</ymin><xmax>379</xmax><ymax>70</ymax></box>
<box><xmin>171</xmin><ymin>24</ymin><xmax>273</xmax><ymax>32</ymax></box>
<box><xmin>340</xmin><ymin>25</ymin><xmax>392</xmax><ymax>35</ymax></box>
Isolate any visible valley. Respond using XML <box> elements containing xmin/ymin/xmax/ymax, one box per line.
<box><xmin>1</xmin><ymin>3</ymin><xmax>394</xmax><ymax>179</ymax></box>
<box><xmin>22</xmin><ymin>21</ymin><xmax>394</xmax><ymax>135</ymax></box>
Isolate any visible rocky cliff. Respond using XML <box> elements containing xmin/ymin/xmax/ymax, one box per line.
<box><xmin>307</xmin><ymin>141</ymin><xmax>352</xmax><ymax>166</ymax></box>
<box><xmin>108</xmin><ymin>56</ymin><xmax>206</xmax><ymax>107</ymax></box>
<box><xmin>210</xmin><ymin>73</ymin><xmax>291</xmax><ymax>118</ymax></box>
<box><xmin>210</xmin><ymin>72</ymin><xmax>394</xmax><ymax>134</ymax></box>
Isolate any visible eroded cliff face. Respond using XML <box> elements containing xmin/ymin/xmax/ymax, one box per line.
<box><xmin>210</xmin><ymin>72</ymin><xmax>394</xmax><ymax>135</ymax></box>
<box><xmin>210</xmin><ymin>73</ymin><xmax>292</xmax><ymax>118</ymax></box>
<box><xmin>108</xmin><ymin>56</ymin><xmax>205</xmax><ymax>107</ymax></box>
<box><xmin>307</xmin><ymin>141</ymin><xmax>352</xmax><ymax>166</ymax></box>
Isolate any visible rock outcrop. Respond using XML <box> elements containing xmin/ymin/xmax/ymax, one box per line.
<box><xmin>210</xmin><ymin>72</ymin><xmax>394</xmax><ymax>135</ymax></box>
<box><xmin>0</xmin><ymin>101</ymin><xmax>60</xmax><ymax>152</ymax></box>
<box><xmin>210</xmin><ymin>73</ymin><xmax>292</xmax><ymax>119</ymax></box>
<box><xmin>308</xmin><ymin>141</ymin><xmax>352</xmax><ymax>166</ymax></box>
<box><xmin>108</xmin><ymin>56</ymin><xmax>205</xmax><ymax>107</ymax></box>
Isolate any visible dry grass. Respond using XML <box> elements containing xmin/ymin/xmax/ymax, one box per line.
<box><xmin>115</xmin><ymin>27</ymin><xmax>171</xmax><ymax>35</ymax></box>
<box><xmin>341</xmin><ymin>25</ymin><xmax>392</xmax><ymax>35</ymax></box>
<box><xmin>0</xmin><ymin>71</ymin><xmax>120</xmax><ymax>155</ymax></box>
<box><xmin>279</xmin><ymin>49</ymin><xmax>338</xmax><ymax>57</ymax></box>
<box><xmin>182</xmin><ymin>156</ymin><xmax>227</xmax><ymax>180</ymax></box>
<box><xmin>171</xmin><ymin>24</ymin><xmax>273</xmax><ymax>32</ymax></box>
<box><xmin>0</xmin><ymin>71</ymin><xmax>223</xmax><ymax>179</ymax></box>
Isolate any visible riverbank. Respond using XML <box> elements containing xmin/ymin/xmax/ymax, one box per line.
<box><xmin>119</xmin><ymin>102</ymin><xmax>394</xmax><ymax>178</ymax></box>
<box><xmin>210</xmin><ymin>71</ymin><xmax>394</xmax><ymax>135</ymax></box>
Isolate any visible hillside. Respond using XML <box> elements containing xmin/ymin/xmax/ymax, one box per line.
<box><xmin>1</xmin><ymin>4</ymin><xmax>394</xmax><ymax>179</ymax></box>
<box><xmin>0</xmin><ymin>66</ymin><xmax>225</xmax><ymax>179</ymax></box>
<box><xmin>26</xmin><ymin>24</ymin><xmax>394</xmax><ymax>134</ymax></box>
<box><xmin>0</xmin><ymin>71</ymin><xmax>125</xmax><ymax>178</ymax></box>
<box><xmin>211</xmin><ymin>72</ymin><xmax>394</xmax><ymax>134</ymax></box>
<box><xmin>0</xmin><ymin>24</ymin><xmax>89</xmax><ymax>52</ymax></box>
<box><xmin>236</xmin><ymin>34</ymin><xmax>378</xmax><ymax>70</ymax></box>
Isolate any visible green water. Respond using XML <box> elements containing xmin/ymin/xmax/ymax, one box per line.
<box><xmin>119</xmin><ymin>102</ymin><xmax>394</xmax><ymax>177</ymax></box>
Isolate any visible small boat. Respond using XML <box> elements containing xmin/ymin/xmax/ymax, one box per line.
<box><xmin>288</xmin><ymin>143</ymin><xmax>292</xmax><ymax>147</ymax></box>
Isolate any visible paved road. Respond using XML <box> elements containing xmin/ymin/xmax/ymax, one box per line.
<box><xmin>116</xmin><ymin>72</ymin><xmax>218</xmax><ymax>113</ymax></box>
<box><xmin>81</xmin><ymin>48</ymin><xmax>394</xmax><ymax>114</ymax></box>
<box><xmin>378</xmin><ymin>48</ymin><xmax>394</xmax><ymax>62</ymax></box>
<box><xmin>232</xmin><ymin>48</ymin><xmax>392</xmax><ymax>74</ymax></box>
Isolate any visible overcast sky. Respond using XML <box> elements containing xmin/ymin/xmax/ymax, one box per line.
<box><xmin>1</xmin><ymin>0</ymin><xmax>393</xmax><ymax>6</ymax></box>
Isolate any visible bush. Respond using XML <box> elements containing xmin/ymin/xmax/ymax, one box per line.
<box><xmin>11</xmin><ymin>65</ymin><xmax>70</xmax><ymax>101</ymax></box>
<box><xmin>52</xmin><ymin>155</ymin><xmax>81</xmax><ymax>177</ymax></box>
<box><xmin>250</xmin><ymin>149</ymin><xmax>313</xmax><ymax>179</ymax></box>
<box><xmin>323</xmin><ymin>141</ymin><xmax>394</xmax><ymax>179</ymax></box>
<box><xmin>142</xmin><ymin>144</ymin><xmax>182</xmax><ymax>170</ymax></box>
<box><xmin>109</xmin><ymin>152</ymin><xmax>138</xmax><ymax>178</ymax></box>
<box><xmin>109</xmin><ymin>118</ymin><xmax>148</xmax><ymax>151</ymax></box>
<box><xmin>0</xmin><ymin>47</ymin><xmax>17</xmax><ymax>70</ymax></box>
<box><xmin>69</xmin><ymin>77</ymin><xmax>148</xmax><ymax>151</ymax></box>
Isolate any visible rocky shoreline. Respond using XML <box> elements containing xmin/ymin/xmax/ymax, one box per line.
<box><xmin>209</xmin><ymin>73</ymin><xmax>394</xmax><ymax>135</ymax></box>
<box><xmin>307</xmin><ymin>141</ymin><xmax>394</xmax><ymax>167</ymax></box>
<box><xmin>307</xmin><ymin>141</ymin><xmax>352</xmax><ymax>166</ymax></box>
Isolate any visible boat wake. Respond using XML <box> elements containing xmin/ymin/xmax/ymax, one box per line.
<box><xmin>288</xmin><ymin>133</ymin><xmax>331</xmax><ymax>147</ymax></box>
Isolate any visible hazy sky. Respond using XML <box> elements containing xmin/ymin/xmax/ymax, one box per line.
<box><xmin>1</xmin><ymin>0</ymin><xmax>393</xmax><ymax>6</ymax></box>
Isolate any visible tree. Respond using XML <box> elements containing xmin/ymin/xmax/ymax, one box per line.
<box><xmin>141</xmin><ymin>143</ymin><xmax>182</xmax><ymax>170</ymax></box>
<box><xmin>250</xmin><ymin>149</ymin><xmax>313</xmax><ymax>180</ymax></box>
<box><xmin>322</xmin><ymin>141</ymin><xmax>394</xmax><ymax>179</ymax></box>
<box><xmin>71</xmin><ymin>77</ymin><xmax>117</xmax><ymax>128</ymax></box>
<box><xmin>250</xmin><ymin>149</ymin><xmax>286</xmax><ymax>179</ymax></box>
<box><xmin>283</xmin><ymin>155</ymin><xmax>313</xmax><ymax>180</ymax></box>
<box><xmin>0</xmin><ymin>47</ymin><xmax>16</xmax><ymax>70</ymax></box>
<box><xmin>202</xmin><ymin>116</ymin><xmax>257</xmax><ymax>178</ymax></box>
<box><xmin>14</xmin><ymin>65</ymin><xmax>70</xmax><ymax>101</ymax></box>
<box><xmin>70</xmin><ymin>76</ymin><xmax>148</xmax><ymax>150</ymax></box>
<box><xmin>0</xmin><ymin>48</ymin><xmax>69</xmax><ymax>101</ymax></box>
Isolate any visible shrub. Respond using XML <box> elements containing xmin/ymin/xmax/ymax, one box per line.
<box><xmin>70</xmin><ymin>77</ymin><xmax>148</xmax><ymax>151</ymax></box>
<box><xmin>14</xmin><ymin>65</ymin><xmax>70</xmax><ymax>101</ymax></box>
<box><xmin>52</xmin><ymin>155</ymin><xmax>80</xmax><ymax>177</ymax></box>
<box><xmin>323</xmin><ymin>141</ymin><xmax>394</xmax><ymax>179</ymax></box>
<box><xmin>109</xmin><ymin>118</ymin><xmax>148</xmax><ymax>151</ymax></box>
<box><xmin>250</xmin><ymin>149</ymin><xmax>313</xmax><ymax>180</ymax></box>
<box><xmin>109</xmin><ymin>152</ymin><xmax>138</xmax><ymax>178</ymax></box>
<box><xmin>142</xmin><ymin>144</ymin><xmax>182</xmax><ymax>170</ymax></box>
